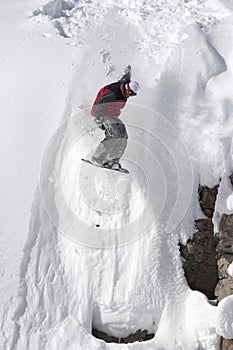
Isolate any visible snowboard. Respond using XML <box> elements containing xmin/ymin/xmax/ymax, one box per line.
<box><xmin>81</xmin><ymin>159</ymin><xmax>129</xmax><ymax>174</ymax></box>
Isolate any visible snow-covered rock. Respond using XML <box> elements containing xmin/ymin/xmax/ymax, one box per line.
<box><xmin>42</xmin><ymin>0</ymin><xmax>74</xmax><ymax>18</ymax></box>
<box><xmin>216</xmin><ymin>295</ymin><xmax>233</xmax><ymax>339</ymax></box>
<box><xmin>228</xmin><ymin>262</ymin><xmax>233</xmax><ymax>277</ymax></box>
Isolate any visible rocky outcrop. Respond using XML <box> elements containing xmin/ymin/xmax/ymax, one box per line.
<box><xmin>216</xmin><ymin>177</ymin><xmax>233</xmax><ymax>349</ymax></box>
<box><xmin>92</xmin><ymin>328</ymin><xmax>154</xmax><ymax>344</ymax></box>
<box><xmin>180</xmin><ymin>186</ymin><xmax>219</xmax><ymax>300</ymax></box>
<box><xmin>215</xmin><ymin>174</ymin><xmax>233</xmax><ymax>302</ymax></box>
<box><xmin>180</xmin><ymin>218</ymin><xmax>219</xmax><ymax>299</ymax></box>
<box><xmin>181</xmin><ymin>183</ymin><xmax>233</xmax><ymax>302</ymax></box>
<box><xmin>180</xmin><ymin>183</ymin><xmax>233</xmax><ymax>349</ymax></box>
<box><xmin>199</xmin><ymin>185</ymin><xmax>219</xmax><ymax>218</ymax></box>
<box><xmin>215</xmin><ymin>214</ymin><xmax>233</xmax><ymax>301</ymax></box>
<box><xmin>220</xmin><ymin>337</ymin><xmax>233</xmax><ymax>350</ymax></box>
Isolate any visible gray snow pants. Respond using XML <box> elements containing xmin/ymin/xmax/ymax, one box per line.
<box><xmin>92</xmin><ymin>115</ymin><xmax>128</xmax><ymax>165</ymax></box>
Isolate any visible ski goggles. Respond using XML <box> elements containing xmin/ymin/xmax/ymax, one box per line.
<box><xmin>128</xmin><ymin>90</ymin><xmax>137</xmax><ymax>96</ymax></box>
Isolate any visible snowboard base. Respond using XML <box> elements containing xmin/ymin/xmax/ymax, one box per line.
<box><xmin>81</xmin><ymin>159</ymin><xmax>129</xmax><ymax>174</ymax></box>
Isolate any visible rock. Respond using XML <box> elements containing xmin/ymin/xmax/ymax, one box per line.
<box><xmin>204</xmin><ymin>208</ymin><xmax>214</xmax><ymax>218</ymax></box>
<box><xmin>217</xmin><ymin>256</ymin><xmax>233</xmax><ymax>279</ymax></box>
<box><xmin>215</xmin><ymin>278</ymin><xmax>233</xmax><ymax>301</ymax></box>
<box><xmin>92</xmin><ymin>328</ymin><xmax>154</xmax><ymax>343</ymax></box>
<box><xmin>180</xmin><ymin>225</ymin><xmax>218</xmax><ymax>300</ymax></box>
<box><xmin>220</xmin><ymin>337</ymin><xmax>233</xmax><ymax>350</ymax></box>
<box><xmin>180</xmin><ymin>184</ymin><xmax>220</xmax><ymax>300</ymax></box>
<box><xmin>42</xmin><ymin>0</ymin><xmax>73</xmax><ymax>18</ymax></box>
<box><xmin>217</xmin><ymin>215</ymin><xmax>233</xmax><ymax>255</ymax></box>
<box><xmin>199</xmin><ymin>185</ymin><xmax>219</xmax><ymax>218</ymax></box>
<box><xmin>215</xmin><ymin>214</ymin><xmax>233</xmax><ymax>301</ymax></box>
<box><xmin>195</xmin><ymin>218</ymin><xmax>213</xmax><ymax>231</ymax></box>
<box><xmin>181</xmin><ymin>180</ymin><xmax>233</xmax><ymax>349</ymax></box>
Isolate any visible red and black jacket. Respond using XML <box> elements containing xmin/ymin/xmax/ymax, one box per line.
<box><xmin>91</xmin><ymin>81</ymin><xmax>129</xmax><ymax>118</ymax></box>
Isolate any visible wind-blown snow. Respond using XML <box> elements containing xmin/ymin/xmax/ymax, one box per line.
<box><xmin>1</xmin><ymin>0</ymin><xmax>233</xmax><ymax>349</ymax></box>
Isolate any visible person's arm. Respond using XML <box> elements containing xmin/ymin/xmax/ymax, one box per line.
<box><xmin>94</xmin><ymin>89</ymin><xmax>116</xmax><ymax>118</ymax></box>
<box><xmin>119</xmin><ymin>65</ymin><xmax>131</xmax><ymax>86</ymax></box>
<box><xmin>94</xmin><ymin>89</ymin><xmax>117</xmax><ymax>129</ymax></box>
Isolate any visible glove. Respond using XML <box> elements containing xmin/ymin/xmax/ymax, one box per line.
<box><xmin>118</xmin><ymin>65</ymin><xmax>131</xmax><ymax>84</ymax></box>
<box><xmin>94</xmin><ymin>117</ymin><xmax>104</xmax><ymax>129</ymax></box>
<box><xmin>124</xmin><ymin>64</ymin><xmax>131</xmax><ymax>75</ymax></box>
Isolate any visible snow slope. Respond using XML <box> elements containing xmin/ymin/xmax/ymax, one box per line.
<box><xmin>1</xmin><ymin>0</ymin><xmax>233</xmax><ymax>349</ymax></box>
<box><xmin>0</xmin><ymin>0</ymin><xmax>76</xmax><ymax>337</ymax></box>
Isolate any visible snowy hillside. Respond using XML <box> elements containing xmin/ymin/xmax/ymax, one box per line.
<box><xmin>1</xmin><ymin>0</ymin><xmax>233</xmax><ymax>349</ymax></box>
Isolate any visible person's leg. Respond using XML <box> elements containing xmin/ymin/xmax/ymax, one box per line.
<box><xmin>104</xmin><ymin>116</ymin><xmax>128</xmax><ymax>139</ymax></box>
<box><xmin>92</xmin><ymin>142</ymin><xmax>108</xmax><ymax>165</ymax></box>
<box><xmin>92</xmin><ymin>116</ymin><xmax>111</xmax><ymax>165</ymax></box>
<box><xmin>107</xmin><ymin>138</ymin><xmax>127</xmax><ymax>168</ymax></box>
<box><xmin>104</xmin><ymin>117</ymin><xmax>128</xmax><ymax>166</ymax></box>
<box><xmin>92</xmin><ymin>116</ymin><xmax>128</xmax><ymax>167</ymax></box>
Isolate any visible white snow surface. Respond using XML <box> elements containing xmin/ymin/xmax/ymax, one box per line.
<box><xmin>228</xmin><ymin>262</ymin><xmax>233</xmax><ymax>277</ymax></box>
<box><xmin>1</xmin><ymin>0</ymin><xmax>233</xmax><ymax>349</ymax></box>
<box><xmin>216</xmin><ymin>295</ymin><xmax>233</xmax><ymax>339</ymax></box>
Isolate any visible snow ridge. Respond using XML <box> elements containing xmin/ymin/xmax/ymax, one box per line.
<box><xmin>32</xmin><ymin>0</ymin><xmax>226</xmax><ymax>85</ymax></box>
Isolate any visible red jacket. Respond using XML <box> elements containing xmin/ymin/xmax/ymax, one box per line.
<box><xmin>91</xmin><ymin>81</ymin><xmax>128</xmax><ymax>118</ymax></box>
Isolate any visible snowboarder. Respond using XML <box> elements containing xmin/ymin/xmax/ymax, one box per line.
<box><xmin>90</xmin><ymin>65</ymin><xmax>140</xmax><ymax>170</ymax></box>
